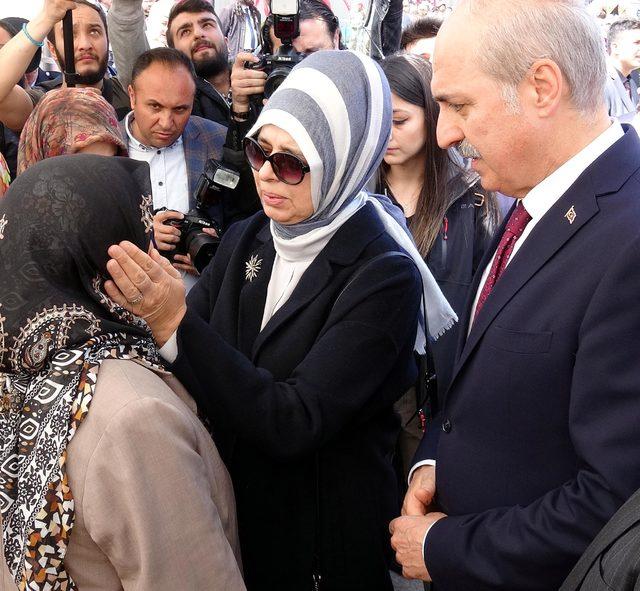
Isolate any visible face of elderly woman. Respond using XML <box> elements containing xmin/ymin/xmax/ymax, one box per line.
<box><xmin>253</xmin><ymin>125</ymin><xmax>314</xmax><ymax>225</ymax></box>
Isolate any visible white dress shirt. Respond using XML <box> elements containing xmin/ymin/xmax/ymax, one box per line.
<box><xmin>125</xmin><ymin>113</ymin><xmax>197</xmax><ymax>292</ymax></box>
<box><xmin>125</xmin><ymin>112</ymin><xmax>190</xmax><ymax>213</ymax></box>
<box><xmin>410</xmin><ymin>120</ymin><xmax>625</xmax><ymax>550</ymax></box>
<box><xmin>468</xmin><ymin>121</ymin><xmax>624</xmax><ymax>323</ymax></box>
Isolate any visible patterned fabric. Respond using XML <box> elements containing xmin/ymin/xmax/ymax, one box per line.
<box><xmin>17</xmin><ymin>87</ymin><xmax>127</xmax><ymax>175</ymax></box>
<box><xmin>0</xmin><ymin>155</ymin><xmax>159</xmax><ymax>590</ymax></box>
<box><xmin>473</xmin><ymin>201</ymin><xmax>532</xmax><ymax>322</ymax></box>
<box><xmin>0</xmin><ymin>153</ymin><xmax>9</xmax><ymax>197</ymax></box>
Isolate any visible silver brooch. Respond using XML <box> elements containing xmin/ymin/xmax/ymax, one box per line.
<box><xmin>245</xmin><ymin>254</ymin><xmax>262</xmax><ymax>282</ymax></box>
<box><xmin>0</xmin><ymin>214</ymin><xmax>7</xmax><ymax>240</ymax></box>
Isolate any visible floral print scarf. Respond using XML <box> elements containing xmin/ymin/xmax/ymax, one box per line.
<box><xmin>17</xmin><ymin>87</ymin><xmax>127</xmax><ymax>175</ymax></box>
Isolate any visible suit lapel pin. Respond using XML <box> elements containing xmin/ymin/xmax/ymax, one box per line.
<box><xmin>564</xmin><ymin>206</ymin><xmax>577</xmax><ymax>225</ymax></box>
<box><xmin>245</xmin><ymin>254</ymin><xmax>262</xmax><ymax>282</ymax></box>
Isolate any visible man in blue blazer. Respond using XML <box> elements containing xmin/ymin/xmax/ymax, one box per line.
<box><xmin>390</xmin><ymin>1</ymin><xmax>640</xmax><ymax>589</ymax></box>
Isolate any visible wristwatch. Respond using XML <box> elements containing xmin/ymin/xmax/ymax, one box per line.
<box><xmin>230</xmin><ymin>108</ymin><xmax>250</xmax><ymax>121</ymax></box>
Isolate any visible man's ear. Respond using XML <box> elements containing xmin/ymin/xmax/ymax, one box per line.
<box><xmin>128</xmin><ymin>84</ymin><xmax>136</xmax><ymax>108</ymax></box>
<box><xmin>525</xmin><ymin>59</ymin><xmax>563</xmax><ymax>118</ymax></box>
<box><xmin>332</xmin><ymin>27</ymin><xmax>340</xmax><ymax>49</ymax></box>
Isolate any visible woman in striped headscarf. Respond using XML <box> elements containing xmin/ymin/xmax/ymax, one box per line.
<box><xmin>104</xmin><ymin>49</ymin><xmax>456</xmax><ymax>591</ymax></box>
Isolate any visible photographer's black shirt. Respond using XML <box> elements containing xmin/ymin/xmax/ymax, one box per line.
<box><xmin>193</xmin><ymin>77</ymin><xmax>231</xmax><ymax>127</ymax></box>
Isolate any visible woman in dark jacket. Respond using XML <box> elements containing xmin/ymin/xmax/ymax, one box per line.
<box><xmin>375</xmin><ymin>54</ymin><xmax>503</xmax><ymax>477</ymax></box>
<box><xmin>104</xmin><ymin>50</ymin><xmax>456</xmax><ymax>591</ymax></box>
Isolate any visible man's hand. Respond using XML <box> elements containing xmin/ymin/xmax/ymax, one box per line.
<box><xmin>153</xmin><ymin>210</ymin><xmax>183</xmax><ymax>252</ymax></box>
<box><xmin>389</xmin><ymin>513</ymin><xmax>447</xmax><ymax>581</ymax></box>
<box><xmin>403</xmin><ymin>464</ymin><xmax>436</xmax><ymax>516</ymax></box>
<box><xmin>173</xmin><ymin>253</ymin><xmax>199</xmax><ymax>276</ymax></box>
<box><xmin>42</xmin><ymin>0</ymin><xmax>78</xmax><ymax>27</ymax></box>
<box><xmin>104</xmin><ymin>241</ymin><xmax>186</xmax><ymax>347</ymax></box>
<box><xmin>231</xmin><ymin>52</ymin><xmax>266</xmax><ymax>114</ymax></box>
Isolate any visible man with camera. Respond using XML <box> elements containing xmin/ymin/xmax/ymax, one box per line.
<box><xmin>123</xmin><ymin>47</ymin><xmax>230</xmax><ymax>285</ymax></box>
<box><xmin>229</xmin><ymin>0</ymin><xmax>342</xmax><ymax>128</ymax></box>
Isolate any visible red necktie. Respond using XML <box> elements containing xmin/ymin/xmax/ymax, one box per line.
<box><xmin>473</xmin><ymin>202</ymin><xmax>532</xmax><ymax>322</ymax></box>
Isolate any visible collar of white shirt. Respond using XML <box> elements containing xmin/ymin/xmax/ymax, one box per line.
<box><xmin>522</xmin><ymin>120</ymin><xmax>624</xmax><ymax>222</ymax></box>
<box><xmin>124</xmin><ymin>111</ymin><xmax>184</xmax><ymax>152</ymax></box>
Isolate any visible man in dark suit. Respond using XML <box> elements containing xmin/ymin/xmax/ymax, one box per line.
<box><xmin>390</xmin><ymin>1</ymin><xmax>640</xmax><ymax>589</ymax></box>
<box><xmin>605</xmin><ymin>18</ymin><xmax>640</xmax><ymax>118</ymax></box>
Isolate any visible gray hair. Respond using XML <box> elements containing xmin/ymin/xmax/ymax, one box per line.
<box><xmin>463</xmin><ymin>0</ymin><xmax>606</xmax><ymax>116</ymax></box>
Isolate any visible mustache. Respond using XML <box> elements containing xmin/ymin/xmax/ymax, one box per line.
<box><xmin>192</xmin><ymin>40</ymin><xmax>215</xmax><ymax>52</ymax></box>
<box><xmin>456</xmin><ymin>139</ymin><xmax>482</xmax><ymax>159</ymax></box>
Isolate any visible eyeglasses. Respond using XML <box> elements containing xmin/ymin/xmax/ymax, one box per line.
<box><xmin>243</xmin><ymin>137</ymin><xmax>310</xmax><ymax>185</ymax></box>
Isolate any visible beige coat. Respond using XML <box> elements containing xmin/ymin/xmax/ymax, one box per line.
<box><xmin>1</xmin><ymin>359</ymin><xmax>245</xmax><ymax>591</ymax></box>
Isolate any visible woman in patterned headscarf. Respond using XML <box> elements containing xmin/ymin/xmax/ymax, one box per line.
<box><xmin>17</xmin><ymin>87</ymin><xmax>127</xmax><ymax>175</ymax></box>
<box><xmin>0</xmin><ymin>155</ymin><xmax>245</xmax><ymax>591</ymax></box>
<box><xmin>104</xmin><ymin>49</ymin><xmax>456</xmax><ymax>590</ymax></box>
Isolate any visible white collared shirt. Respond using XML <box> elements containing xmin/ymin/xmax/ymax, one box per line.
<box><xmin>125</xmin><ymin>113</ymin><xmax>197</xmax><ymax>292</ymax></box>
<box><xmin>468</xmin><ymin>121</ymin><xmax>624</xmax><ymax>324</ymax></box>
<box><xmin>125</xmin><ymin>112</ymin><xmax>190</xmax><ymax>214</ymax></box>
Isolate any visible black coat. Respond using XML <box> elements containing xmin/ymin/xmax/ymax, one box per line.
<box><xmin>423</xmin><ymin>176</ymin><xmax>496</xmax><ymax>397</ymax></box>
<box><xmin>375</xmin><ymin>174</ymin><xmax>497</xmax><ymax>397</ymax></box>
<box><xmin>192</xmin><ymin>77</ymin><xmax>230</xmax><ymax>127</ymax></box>
<box><xmin>170</xmin><ymin>203</ymin><xmax>422</xmax><ymax>591</ymax></box>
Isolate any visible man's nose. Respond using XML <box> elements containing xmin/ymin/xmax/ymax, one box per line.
<box><xmin>158</xmin><ymin>112</ymin><xmax>174</xmax><ymax>130</ymax></box>
<box><xmin>75</xmin><ymin>31</ymin><xmax>92</xmax><ymax>52</ymax></box>
<box><xmin>436</xmin><ymin>112</ymin><xmax>464</xmax><ymax>150</ymax></box>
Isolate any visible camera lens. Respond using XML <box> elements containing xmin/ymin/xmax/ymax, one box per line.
<box><xmin>187</xmin><ymin>231</ymin><xmax>220</xmax><ymax>273</ymax></box>
<box><xmin>264</xmin><ymin>67</ymin><xmax>293</xmax><ymax>98</ymax></box>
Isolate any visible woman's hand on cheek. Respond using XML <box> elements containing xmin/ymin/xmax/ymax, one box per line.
<box><xmin>104</xmin><ymin>242</ymin><xmax>187</xmax><ymax>347</ymax></box>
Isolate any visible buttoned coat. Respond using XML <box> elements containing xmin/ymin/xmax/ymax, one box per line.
<box><xmin>414</xmin><ymin>125</ymin><xmax>640</xmax><ymax>590</ymax></box>
<box><xmin>169</xmin><ymin>203</ymin><xmax>422</xmax><ymax>591</ymax></box>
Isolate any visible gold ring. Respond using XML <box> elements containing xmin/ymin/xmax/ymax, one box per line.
<box><xmin>127</xmin><ymin>293</ymin><xmax>143</xmax><ymax>305</ymax></box>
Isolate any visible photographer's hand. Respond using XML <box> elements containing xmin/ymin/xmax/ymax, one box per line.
<box><xmin>231</xmin><ymin>52</ymin><xmax>266</xmax><ymax>117</ymax></box>
<box><xmin>105</xmin><ymin>242</ymin><xmax>186</xmax><ymax>347</ymax></box>
<box><xmin>153</xmin><ymin>210</ymin><xmax>183</xmax><ymax>252</ymax></box>
<box><xmin>173</xmin><ymin>253</ymin><xmax>199</xmax><ymax>276</ymax></box>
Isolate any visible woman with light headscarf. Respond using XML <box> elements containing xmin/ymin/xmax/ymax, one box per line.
<box><xmin>17</xmin><ymin>87</ymin><xmax>126</xmax><ymax>175</ymax></box>
<box><xmin>104</xmin><ymin>49</ymin><xmax>456</xmax><ymax>590</ymax></box>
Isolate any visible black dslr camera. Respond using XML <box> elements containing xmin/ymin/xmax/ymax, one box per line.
<box><xmin>246</xmin><ymin>0</ymin><xmax>304</xmax><ymax>98</ymax></box>
<box><xmin>163</xmin><ymin>160</ymin><xmax>240</xmax><ymax>273</ymax></box>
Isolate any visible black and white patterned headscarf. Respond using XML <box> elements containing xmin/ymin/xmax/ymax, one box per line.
<box><xmin>0</xmin><ymin>155</ymin><xmax>161</xmax><ymax>590</ymax></box>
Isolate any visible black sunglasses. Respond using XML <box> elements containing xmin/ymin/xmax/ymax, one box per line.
<box><xmin>243</xmin><ymin>137</ymin><xmax>310</xmax><ymax>185</ymax></box>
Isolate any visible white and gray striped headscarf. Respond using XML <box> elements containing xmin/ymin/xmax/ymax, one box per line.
<box><xmin>248</xmin><ymin>50</ymin><xmax>457</xmax><ymax>348</ymax></box>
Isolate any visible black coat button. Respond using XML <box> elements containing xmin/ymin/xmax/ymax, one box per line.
<box><xmin>442</xmin><ymin>420</ymin><xmax>452</xmax><ymax>433</ymax></box>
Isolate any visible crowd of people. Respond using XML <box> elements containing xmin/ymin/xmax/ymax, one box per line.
<box><xmin>1</xmin><ymin>0</ymin><xmax>640</xmax><ymax>590</ymax></box>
